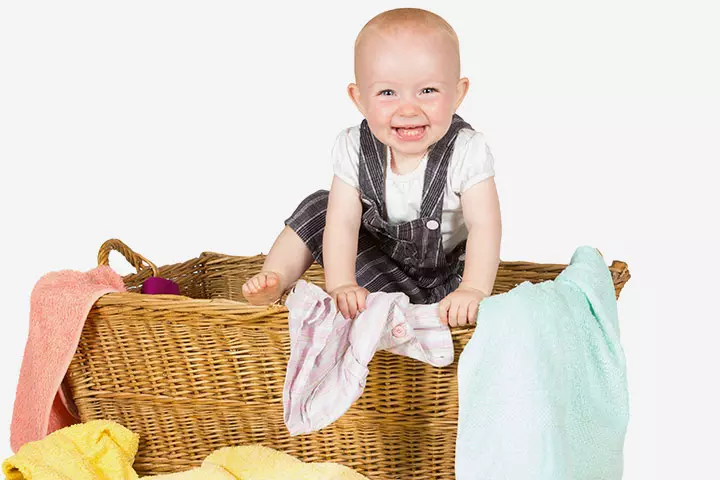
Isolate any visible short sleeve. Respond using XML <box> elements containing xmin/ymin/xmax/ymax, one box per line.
<box><xmin>331</xmin><ymin>127</ymin><xmax>361</xmax><ymax>189</ymax></box>
<box><xmin>450</xmin><ymin>129</ymin><xmax>496</xmax><ymax>194</ymax></box>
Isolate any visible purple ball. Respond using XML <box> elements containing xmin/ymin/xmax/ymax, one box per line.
<box><xmin>141</xmin><ymin>277</ymin><xmax>180</xmax><ymax>295</ymax></box>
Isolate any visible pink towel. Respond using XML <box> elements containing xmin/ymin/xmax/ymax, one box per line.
<box><xmin>10</xmin><ymin>265</ymin><xmax>126</xmax><ymax>452</ymax></box>
<box><xmin>283</xmin><ymin>280</ymin><xmax>454</xmax><ymax>435</ymax></box>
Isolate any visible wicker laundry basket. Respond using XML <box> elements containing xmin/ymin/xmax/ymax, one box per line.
<box><xmin>65</xmin><ymin>239</ymin><xmax>631</xmax><ymax>479</ymax></box>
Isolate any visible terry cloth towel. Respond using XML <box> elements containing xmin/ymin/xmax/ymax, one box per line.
<box><xmin>283</xmin><ymin>280</ymin><xmax>454</xmax><ymax>436</ymax></box>
<box><xmin>455</xmin><ymin>246</ymin><xmax>629</xmax><ymax>480</ymax></box>
<box><xmin>2</xmin><ymin>419</ymin><xmax>139</xmax><ymax>480</ymax></box>
<box><xmin>10</xmin><ymin>265</ymin><xmax>126</xmax><ymax>452</ymax></box>
<box><xmin>144</xmin><ymin>444</ymin><xmax>369</xmax><ymax>480</ymax></box>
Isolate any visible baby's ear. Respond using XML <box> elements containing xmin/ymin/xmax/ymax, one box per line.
<box><xmin>454</xmin><ymin>77</ymin><xmax>470</xmax><ymax>111</ymax></box>
<box><xmin>347</xmin><ymin>83</ymin><xmax>365</xmax><ymax>115</ymax></box>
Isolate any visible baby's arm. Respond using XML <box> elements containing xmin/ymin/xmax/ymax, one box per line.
<box><xmin>438</xmin><ymin>177</ymin><xmax>501</xmax><ymax>327</ymax></box>
<box><xmin>459</xmin><ymin>177</ymin><xmax>502</xmax><ymax>296</ymax></box>
<box><xmin>323</xmin><ymin>176</ymin><xmax>368</xmax><ymax>318</ymax></box>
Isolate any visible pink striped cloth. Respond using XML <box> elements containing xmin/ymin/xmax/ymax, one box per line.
<box><xmin>283</xmin><ymin>280</ymin><xmax>454</xmax><ymax>436</ymax></box>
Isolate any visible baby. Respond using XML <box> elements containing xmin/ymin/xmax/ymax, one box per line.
<box><xmin>242</xmin><ymin>8</ymin><xmax>502</xmax><ymax>327</ymax></box>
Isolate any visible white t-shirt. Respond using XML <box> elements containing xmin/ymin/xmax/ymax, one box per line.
<box><xmin>332</xmin><ymin>125</ymin><xmax>496</xmax><ymax>253</ymax></box>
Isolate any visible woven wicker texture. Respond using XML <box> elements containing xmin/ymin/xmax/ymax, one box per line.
<box><xmin>65</xmin><ymin>239</ymin><xmax>631</xmax><ymax>478</ymax></box>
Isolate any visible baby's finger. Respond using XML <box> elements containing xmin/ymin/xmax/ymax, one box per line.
<box><xmin>346</xmin><ymin>293</ymin><xmax>358</xmax><ymax>319</ymax></box>
<box><xmin>438</xmin><ymin>299</ymin><xmax>450</xmax><ymax>324</ymax></box>
<box><xmin>468</xmin><ymin>300</ymin><xmax>479</xmax><ymax>325</ymax></box>
<box><xmin>456</xmin><ymin>301</ymin><xmax>468</xmax><ymax>327</ymax></box>
<box><xmin>357</xmin><ymin>289</ymin><xmax>367</xmax><ymax>312</ymax></box>
<box><xmin>446</xmin><ymin>301</ymin><xmax>459</xmax><ymax>328</ymax></box>
<box><xmin>337</xmin><ymin>293</ymin><xmax>350</xmax><ymax>319</ymax></box>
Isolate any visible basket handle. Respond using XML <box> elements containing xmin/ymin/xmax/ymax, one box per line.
<box><xmin>97</xmin><ymin>238</ymin><xmax>159</xmax><ymax>277</ymax></box>
<box><xmin>609</xmin><ymin>260</ymin><xmax>631</xmax><ymax>284</ymax></box>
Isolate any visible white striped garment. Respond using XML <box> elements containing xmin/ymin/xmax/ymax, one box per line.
<box><xmin>283</xmin><ymin>280</ymin><xmax>454</xmax><ymax>436</ymax></box>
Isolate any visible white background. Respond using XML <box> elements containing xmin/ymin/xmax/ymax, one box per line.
<box><xmin>1</xmin><ymin>0</ymin><xmax>718</xmax><ymax>478</ymax></box>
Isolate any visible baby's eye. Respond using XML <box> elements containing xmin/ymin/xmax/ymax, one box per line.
<box><xmin>421</xmin><ymin>87</ymin><xmax>439</xmax><ymax>94</ymax></box>
<box><xmin>378</xmin><ymin>89</ymin><xmax>395</xmax><ymax>96</ymax></box>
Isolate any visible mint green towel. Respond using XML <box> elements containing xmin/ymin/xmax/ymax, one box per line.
<box><xmin>456</xmin><ymin>246</ymin><xmax>629</xmax><ymax>479</ymax></box>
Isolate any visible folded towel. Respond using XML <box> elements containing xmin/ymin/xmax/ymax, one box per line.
<box><xmin>283</xmin><ymin>280</ymin><xmax>454</xmax><ymax>435</ymax></box>
<box><xmin>455</xmin><ymin>246</ymin><xmax>629</xmax><ymax>479</ymax></box>
<box><xmin>143</xmin><ymin>463</ymin><xmax>237</xmax><ymax>480</ymax></box>
<box><xmin>10</xmin><ymin>265</ymin><xmax>126</xmax><ymax>452</ymax></box>
<box><xmin>2</xmin><ymin>420</ymin><xmax>367</xmax><ymax>480</ymax></box>
<box><xmin>144</xmin><ymin>445</ymin><xmax>368</xmax><ymax>480</ymax></box>
<box><xmin>2</xmin><ymin>420</ymin><xmax>139</xmax><ymax>480</ymax></box>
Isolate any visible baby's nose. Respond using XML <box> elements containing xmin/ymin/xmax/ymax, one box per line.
<box><xmin>396</xmin><ymin>101</ymin><xmax>423</xmax><ymax>118</ymax></box>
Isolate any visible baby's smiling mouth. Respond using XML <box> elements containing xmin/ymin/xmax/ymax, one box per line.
<box><xmin>392</xmin><ymin>125</ymin><xmax>428</xmax><ymax>140</ymax></box>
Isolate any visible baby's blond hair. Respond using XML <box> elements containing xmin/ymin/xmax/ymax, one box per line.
<box><xmin>354</xmin><ymin>8</ymin><xmax>461</xmax><ymax>80</ymax></box>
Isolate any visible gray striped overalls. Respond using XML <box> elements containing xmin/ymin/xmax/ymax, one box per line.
<box><xmin>285</xmin><ymin>114</ymin><xmax>471</xmax><ymax>304</ymax></box>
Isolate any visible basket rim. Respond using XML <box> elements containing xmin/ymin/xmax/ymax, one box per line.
<box><xmin>93</xmin><ymin>249</ymin><xmax>630</xmax><ymax>334</ymax></box>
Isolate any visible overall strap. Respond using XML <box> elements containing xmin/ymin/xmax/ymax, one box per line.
<box><xmin>419</xmin><ymin>114</ymin><xmax>472</xmax><ymax>218</ymax></box>
<box><xmin>358</xmin><ymin>121</ymin><xmax>388</xmax><ymax>218</ymax></box>
<box><xmin>358</xmin><ymin>114</ymin><xmax>473</xmax><ymax>220</ymax></box>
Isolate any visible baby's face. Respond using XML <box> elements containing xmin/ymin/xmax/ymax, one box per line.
<box><xmin>350</xmin><ymin>27</ymin><xmax>468</xmax><ymax>160</ymax></box>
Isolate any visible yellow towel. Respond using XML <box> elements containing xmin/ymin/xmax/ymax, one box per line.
<box><xmin>3</xmin><ymin>419</ymin><xmax>367</xmax><ymax>480</ymax></box>
<box><xmin>145</xmin><ymin>463</ymin><xmax>237</xmax><ymax>480</ymax></box>
<box><xmin>143</xmin><ymin>445</ymin><xmax>368</xmax><ymax>480</ymax></box>
<box><xmin>2</xmin><ymin>419</ymin><xmax>139</xmax><ymax>480</ymax></box>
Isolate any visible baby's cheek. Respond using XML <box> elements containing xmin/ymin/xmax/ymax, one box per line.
<box><xmin>428</xmin><ymin>97</ymin><xmax>455</xmax><ymax>121</ymax></box>
<box><xmin>369</xmin><ymin>104</ymin><xmax>395</xmax><ymax>123</ymax></box>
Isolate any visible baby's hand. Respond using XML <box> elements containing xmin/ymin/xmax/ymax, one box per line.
<box><xmin>438</xmin><ymin>284</ymin><xmax>489</xmax><ymax>327</ymax></box>
<box><xmin>330</xmin><ymin>283</ymin><xmax>369</xmax><ymax>319</ymax></box>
